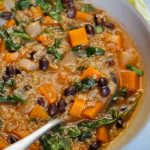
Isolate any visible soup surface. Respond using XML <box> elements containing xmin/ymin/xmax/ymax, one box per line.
<box><xmin>0</xmin><ymin>0</ymin><xmax>144</xmax><ymax>150</ymax></box>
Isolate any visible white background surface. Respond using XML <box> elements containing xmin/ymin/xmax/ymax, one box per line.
<box><xmin>123</xmin><ymin>1</ymin><xmax>150</xmax><ymax>150</ymax></box>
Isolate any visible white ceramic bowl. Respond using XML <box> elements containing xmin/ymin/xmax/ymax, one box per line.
<box><xmin>85</xmin><ymin>0</ymin><xmax>150</xmax><ymax>149</ymax></box>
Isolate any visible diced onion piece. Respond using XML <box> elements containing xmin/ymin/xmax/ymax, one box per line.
<box><xmin>4</xmin><ymin>0</ymin><xmax>15</xmax><ymax>11</ymax></box>
<box><xmin>118</xmin><ymin>51</ymin><xmax>138</xmax><ymax>68</ymax></box>
<box><xmin>25</xmin><ymin>22</ymin><xmax>42</xmax><ymax>38</ymax></box>
<box><xmin>18</xmin><ymin>59</ymin><xmax>38</xmax><ymax>71</ymax></box>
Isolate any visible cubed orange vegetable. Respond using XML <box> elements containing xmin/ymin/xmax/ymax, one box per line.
<box><xmin>36</xmin><ymin>34</ymin><xmax>53</xmax><ymax>47</ymax></box>
<box><xmin>5</xmin><ymin>52</ymin><xmax>19</xmax><ymax>63</ymax></box>
<box><xmin>42</xmin><ymin>16</ymin><xmax>54</xmax><ymax>25</ymax></box>
<box><xmin>70</xmin><ymin>98</ymin><xmax>85</xmax><ymax>118</ymax></box>
<box><xmin>38</xmin><ymin>83</ymin><xmax>57</xmax><ymax>104</ymax></box>
<box><xmin>4</xmin><ymin>19</ymin><xmax>16</xmax><ymax>28</ymax></box>
<box><xmin>96</xmin><ymin>126</ymin><xmax>109</xmax><ymax>143</ymax></box>
<box><xmin>31</xmin><ymin>6</ymin><xmax>43</xmax><ymax>20</ymax></box>
<box><xmin>30</xmin><ymin>104</ymin><xmax>49</xmax><ymax>119</ymax></box>
<box><xmin>120</xmin><ymin>70</ymin><xmax>138</xmax><ymax>90</ymax></box>
<box><xmin>0</xmin><ymin>138</ymin><xmax>8</xmax><ymax>149</ymax></box>
<box><xmin>11</xmin><ymin>131</ymin><xmax>30</xmax><ymax>139</ymax></box>
<box><xmin>0</xmin><ymin>4</ymin><xmax>4</xmax><ymax>11</ymax></box>
<box><xmin>0</xmin><ymin>40</ymin><xmax>6</xmax><ymax>52</ymax></box>
<box><xmin>75</xmin><ymin>11</ymin><xmax>91</xmax><ymax>21</ymax></box>
<box><xmin>82</xmin><ymin>102</ymin><xmax>104</xmax><ymax>119</ymax></box>
<box><xmin>68</xmin><ymin>27</ymin><xmax>89</xmax><ymax>47</ymax></box>
<box><xmin>81</xmin><ymin>67</ymin><xmax>101</xmax><ymax>79</ymax></box>
<box><xmin>117</xmin><ymin>51</ymin><xmax>138</xmax><ymax>69</ymax></box>
<box><xmin>29</xmin><ymin>143</ymin><xmax>40</xmax><ymax>150</ymax></box>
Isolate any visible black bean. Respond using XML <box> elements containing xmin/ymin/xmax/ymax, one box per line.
<box><xmin>116</xmin><ymin>118</ymin><xmax>124</xmax><ymax>129</ymax></box>
<box><xmin>48</xmin><ymin>104</ymin><xmax>58</xmax><ymax>116</ymax></box>
<box><xmin>105</xmin><ymin>22</ymin><xmax>115</xmax><ymax>29</ymax></box>
<box><xmin>64</xmin><ymin>86</ymin><xmax>77</xmax><ymax>97</ymax></box>
<box><xmin>67</xmin><ymin>7</ymin><xmax>76</xmax><ymax>18</ymax></box>
<box><xmin>100</xmin><ymin>86</ymin><xmax>110</xmax><ymax>97</ymax></box>
<box><xmin>39</xmin><ymin>57</ymin><xmax>49</xmax><ymax>71</ymax></box>
<box><xmin>85</xmin><ymin>24</ymin><xmax>95</xmax><ymax>35</ymax></box>
<box><xmin>15</xmin><ymin>68</ymin><xmax>22</xmax><ymax>75</ymax></box>
<box><xmin>98</xmin><ymin>77</ymin><xmax>108</xmax><ymax>87</ymax></box>
<box><xmin>89</xmin><ymin>141</ymin><xmax>101</xmax><ymax>150</ymax></box>
<box><xmin>57</xmin><ymin>99</ymin><xmax>67</xmax><ymax>113</ymax></box>
<box><xmin>0</xmin><ymin>12</ymin><xmax>12</xmax><ymax>20</ymax></box>
<box><xmin>8</xmin><ymin>135</ymin><xmax>19</xmax><ymax>144</ymax></box>
<box><xmin>5</xmin><ymin>66</ymin><xmax>16</xmax><ymax>77</ymax></box>
<box><xmin>37</xmin><ymin>97</ymin><xmax>45</xmax><ymax>107</ymax></box>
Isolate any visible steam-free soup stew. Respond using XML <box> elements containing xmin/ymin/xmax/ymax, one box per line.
<box><xmin>0</xmin><ymin>0</ymin><xmax>144</xmax><ymax>150</ymax></box>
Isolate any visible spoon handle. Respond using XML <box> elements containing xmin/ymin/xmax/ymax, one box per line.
<box><xmin>4</xmin><ymin>118</ymin><xmax>62</xmax><ymax>150</ymax></box>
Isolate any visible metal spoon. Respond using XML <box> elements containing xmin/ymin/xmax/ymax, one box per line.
<box><xmin>4</xmin><ymin>118</ymin><xmax>62</xmax><ymax>150</ymax></box>
<box><xmin>4</xmin><ymin>72</ymin><xmax>118</xmax><ymax>150</ymax></box>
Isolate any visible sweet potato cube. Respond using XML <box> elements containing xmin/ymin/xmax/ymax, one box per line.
<box><xmin>4</xmin><ymin>19</ymin><xmax>16</xmax><ymax>28</ymax></box>
<box><xmin>70</xmin><ymin>98</ymin><xmax>85</xmax><ymax>118</ymax></box>
<box><xmin>42</xmin><ymin>16</ymin><xmax>54</xmax><ymax>25</ymax></box>
<box><xmin>0</xmin><ymin>138</ymin><xmax>8</xmax><ymax>149</ymax></box>
<box><xmin>31</xmin><ymin>6</ymin><xmax>43</xmax><ymax>20</ymax></box>
<box><xmin>75</xmin><ymin>11</ymin><xmax>91</xmax><ymax>21</ymax></box>
<box><xmin>68</xmin><ymin>27</ymin><xmax>89</xmax><ymax>47</ymax></box>
<box><xmin>5</xmin><ymin>52</ymin><xmax>19</xmax><ymax>63</ymax></box>
<box><xmin>81</xmin><ymin>67</ymin><xmax>101</xmax><ymax>79</ymax></box>
<box><xmin>11</xmin><ymin>130</ymin><xmax>30</xmax><ymax>139</ymax></box>
<box><xmin>36</xmin><ymin>34</ymin><xmax>52</xmax><ymax>47</ymax></box>
<box><xmin>38</xmin><ymin>83</ymin><xmax>57</xmax><ymax>104</ymax></box>
<box><xmin>120</xmin><ymin>70</ymin><xmax>138</xmax><ymax>90</ymax></box>
<box><xmin>30</xmin><ymin>104</ymin><xmax>49</xmax><ymax>119</ymax></box>
<box><xmin>82</xmin><ymin>102</ymin><xmax>104</xmax><ymax>119</ymax></box>
<box><xmin>96</xmin><ymin>126</ymin><xmax>109</xmax><ymax>143</ymax></box>
<box><xmin>0</xmin><ymin>40</ymin><xmax>6</xmax><ymax>52</ymax></box>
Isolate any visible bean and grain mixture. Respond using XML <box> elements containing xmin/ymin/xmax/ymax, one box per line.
<box><xmin>0</xmin><ymin>0</ymin><xmax>144</xmax><ymax>150</ymax></box>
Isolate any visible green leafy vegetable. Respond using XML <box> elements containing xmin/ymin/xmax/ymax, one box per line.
<box><xmin>5</xmin><ymin>79</ymin><xmax>16</xmax><ymax>87</ymax></box>
<box><xmin>112</xmin><ymin>87</ymin><xmax>128</xmax><ymax>101</ymax></box>
<box><xmin>0</xmin><ymin>94</ymin><xmax>25</xmax><ymax>104</ymax></box>
<box><xmin>0</xmin><ymin>29</ymin><xmax>21</xmax><ymax>52</ymax></box>
<box><xmin>85</xmin><ymin>47</ymin><xmax>105</xmax><ymax>57</ymax></box>
<box><xmin>16</xmin><ymin>0</ymin><xmax>31</xmax><ymax>10</ymax></box>
<box><xmin>81</xmin><ymin>3</ymin><xmax>95</xmax><ymax>12</ymax></box>
<box><xmin>67</xmin><ymin>127</ymin><xmax>81</xmax><ymax>138</ymax></box>
<box><xmin>78</xmin><ymin>131</ymin><xmax>91</xmax><ymax>141</ymax></box>
<box><xmin>54</xmin><ymin>39</ymin><xmax>61</xmax><ymax>48</ymax></box>
<box><xmin>40</xmin><ymin>135</ymin><xmax>71</xmax><ymax>150</ymax></box>
<box><xmin>95</xmin><ymin>26</ymin><xmax>103</xmax><ymax>34</ymax></box>
<box><xmin>49</xmin><ymin>0</ymin><xmax>64</xmax><ymax>21</ymax></box>
<box><xmin>12</xmin><ymin>30</ymin><xmax>32</xmax><ymax>41</ymax></box>
<box><xmin>0</xmin><ymin>81</ymin><xmax>5</xmax><ymax>94</ymax></box>
<box><xmin>74</xmin><ymin>78</ymin><xmax>97</xmax><ymax>92</ymax></box>
<box><xmin>126</xmin><ymin>64</ymin><xmax>144</xmax><ymax>76</ymax></box>
<box><xmin>47</xmin><ymin>47</ymin><xmax>62</xmax><ymax>60</ymax></box>
<box><xmin>5</xmin><ymin>39</ymin><xmax>21</xmax><ymax>52</ymax></box>
<box><xmin>47</xmin><ymin>38</ymin><xmax>62</xmax><ymax>59</ymax></box>
<box><xmin>36</xmin><ymin>0</ymin><xmax>52</xmax><ymax>14</ymax></box>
